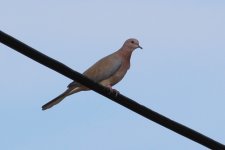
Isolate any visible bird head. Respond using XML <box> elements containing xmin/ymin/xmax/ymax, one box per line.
<box><xmin>123</xmin><ymin>38</ymin><xmax>143</xmax><ymax>51</ymax></box>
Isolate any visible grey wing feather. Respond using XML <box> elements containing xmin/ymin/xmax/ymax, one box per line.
<box><xmin>68</xmin><ymin>53</ymin><xmax>122</xmax><ymax>88</ymax></box>
<box><xmin>68</xmin><ymin>81</ymin><xmax>80</xmax><ymax>88</ymax></box>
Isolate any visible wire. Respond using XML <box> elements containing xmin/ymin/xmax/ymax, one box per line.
<box><xmin>1</xmin><ymin>30</ymin><xmax>224</xmax><ymax>150</ymax></box>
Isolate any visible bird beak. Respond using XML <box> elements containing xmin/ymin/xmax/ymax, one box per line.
<box><xmin>138</xmin><ymin>45</ymin><xmax>143</xmax><ymax>49</ymax></box>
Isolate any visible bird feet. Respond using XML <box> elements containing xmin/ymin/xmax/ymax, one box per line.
<box><xmin>106</xmin><ymin>85</ymin><xmax>120</xmax><ymax>96</ymax></box>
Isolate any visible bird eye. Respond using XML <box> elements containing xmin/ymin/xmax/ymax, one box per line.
<box><xmin>131</xmin><ymin>41</ymin><xmax>134</xmax><ymax>44</ymax></box>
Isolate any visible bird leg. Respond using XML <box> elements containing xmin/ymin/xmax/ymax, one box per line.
<box><xmin>106</xmin><ymin>85</ymin><xmax>120</xmax><ymax>96</ymax></box>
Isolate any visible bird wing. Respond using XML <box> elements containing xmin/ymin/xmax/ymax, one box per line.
<box><xmin>68</xmin><ymin>52</ymin><xmax>122</xmax><ymax>88</ymax></box>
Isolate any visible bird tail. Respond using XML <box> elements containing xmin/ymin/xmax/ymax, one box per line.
<box><xmin>42</xmin><ymin>87</ymin><xmax>80</xmax><ymax>110</ymax></box>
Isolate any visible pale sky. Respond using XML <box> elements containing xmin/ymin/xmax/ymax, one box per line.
<box><xmin>1</xmin><ymin>0</ymin><xmax>225</xmax><ymax>150</ymax></box>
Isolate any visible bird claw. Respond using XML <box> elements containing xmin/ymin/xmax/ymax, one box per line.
<box><xmin>110</xmin><ymin>88</ymin><xmax>120</xmax><ymax>96</ymax></box>
<box><xmin>107</xmin><ymin>85</ymin><xmax>120</xmax><ymax>96</ymax></box>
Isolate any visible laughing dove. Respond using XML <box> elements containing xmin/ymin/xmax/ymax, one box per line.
<box><xmin>42</xmin><ymin>38</ymin><xmax>142</xmax><ymax>110</ymax></box>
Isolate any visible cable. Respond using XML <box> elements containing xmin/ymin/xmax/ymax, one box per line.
<box><xmin>1</xmin><ymin>30</ymin><xmax>224</xmax><ymax>150</ymax></box>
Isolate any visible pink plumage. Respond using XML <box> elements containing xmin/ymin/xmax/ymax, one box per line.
<box><xmin>42</xmin><ymin>38</ymin><xmax>142</xmax><ymax>110</ymax></box>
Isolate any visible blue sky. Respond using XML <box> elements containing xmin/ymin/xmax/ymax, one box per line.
<box><xmin>1</xmin><ymin>0</ymin><xmax>225</xmax><ymax>149</ymax></box>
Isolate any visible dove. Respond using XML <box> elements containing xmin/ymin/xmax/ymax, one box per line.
<box><xmin>42</xmin><ymin>38</ymin><xmax>142</xmax><ymax>110</ymax></box>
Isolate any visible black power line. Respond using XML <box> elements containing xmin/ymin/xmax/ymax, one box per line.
<box><xmin>0</xmin><ymin>30</ymin><xmax>224</xmax><ymax>150</ymax></box>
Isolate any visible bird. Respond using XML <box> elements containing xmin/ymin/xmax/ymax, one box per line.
<box><xmin>42</xmin><ymin>38</ymin><xmax>142</xmax><ymax>110</ymax></box>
